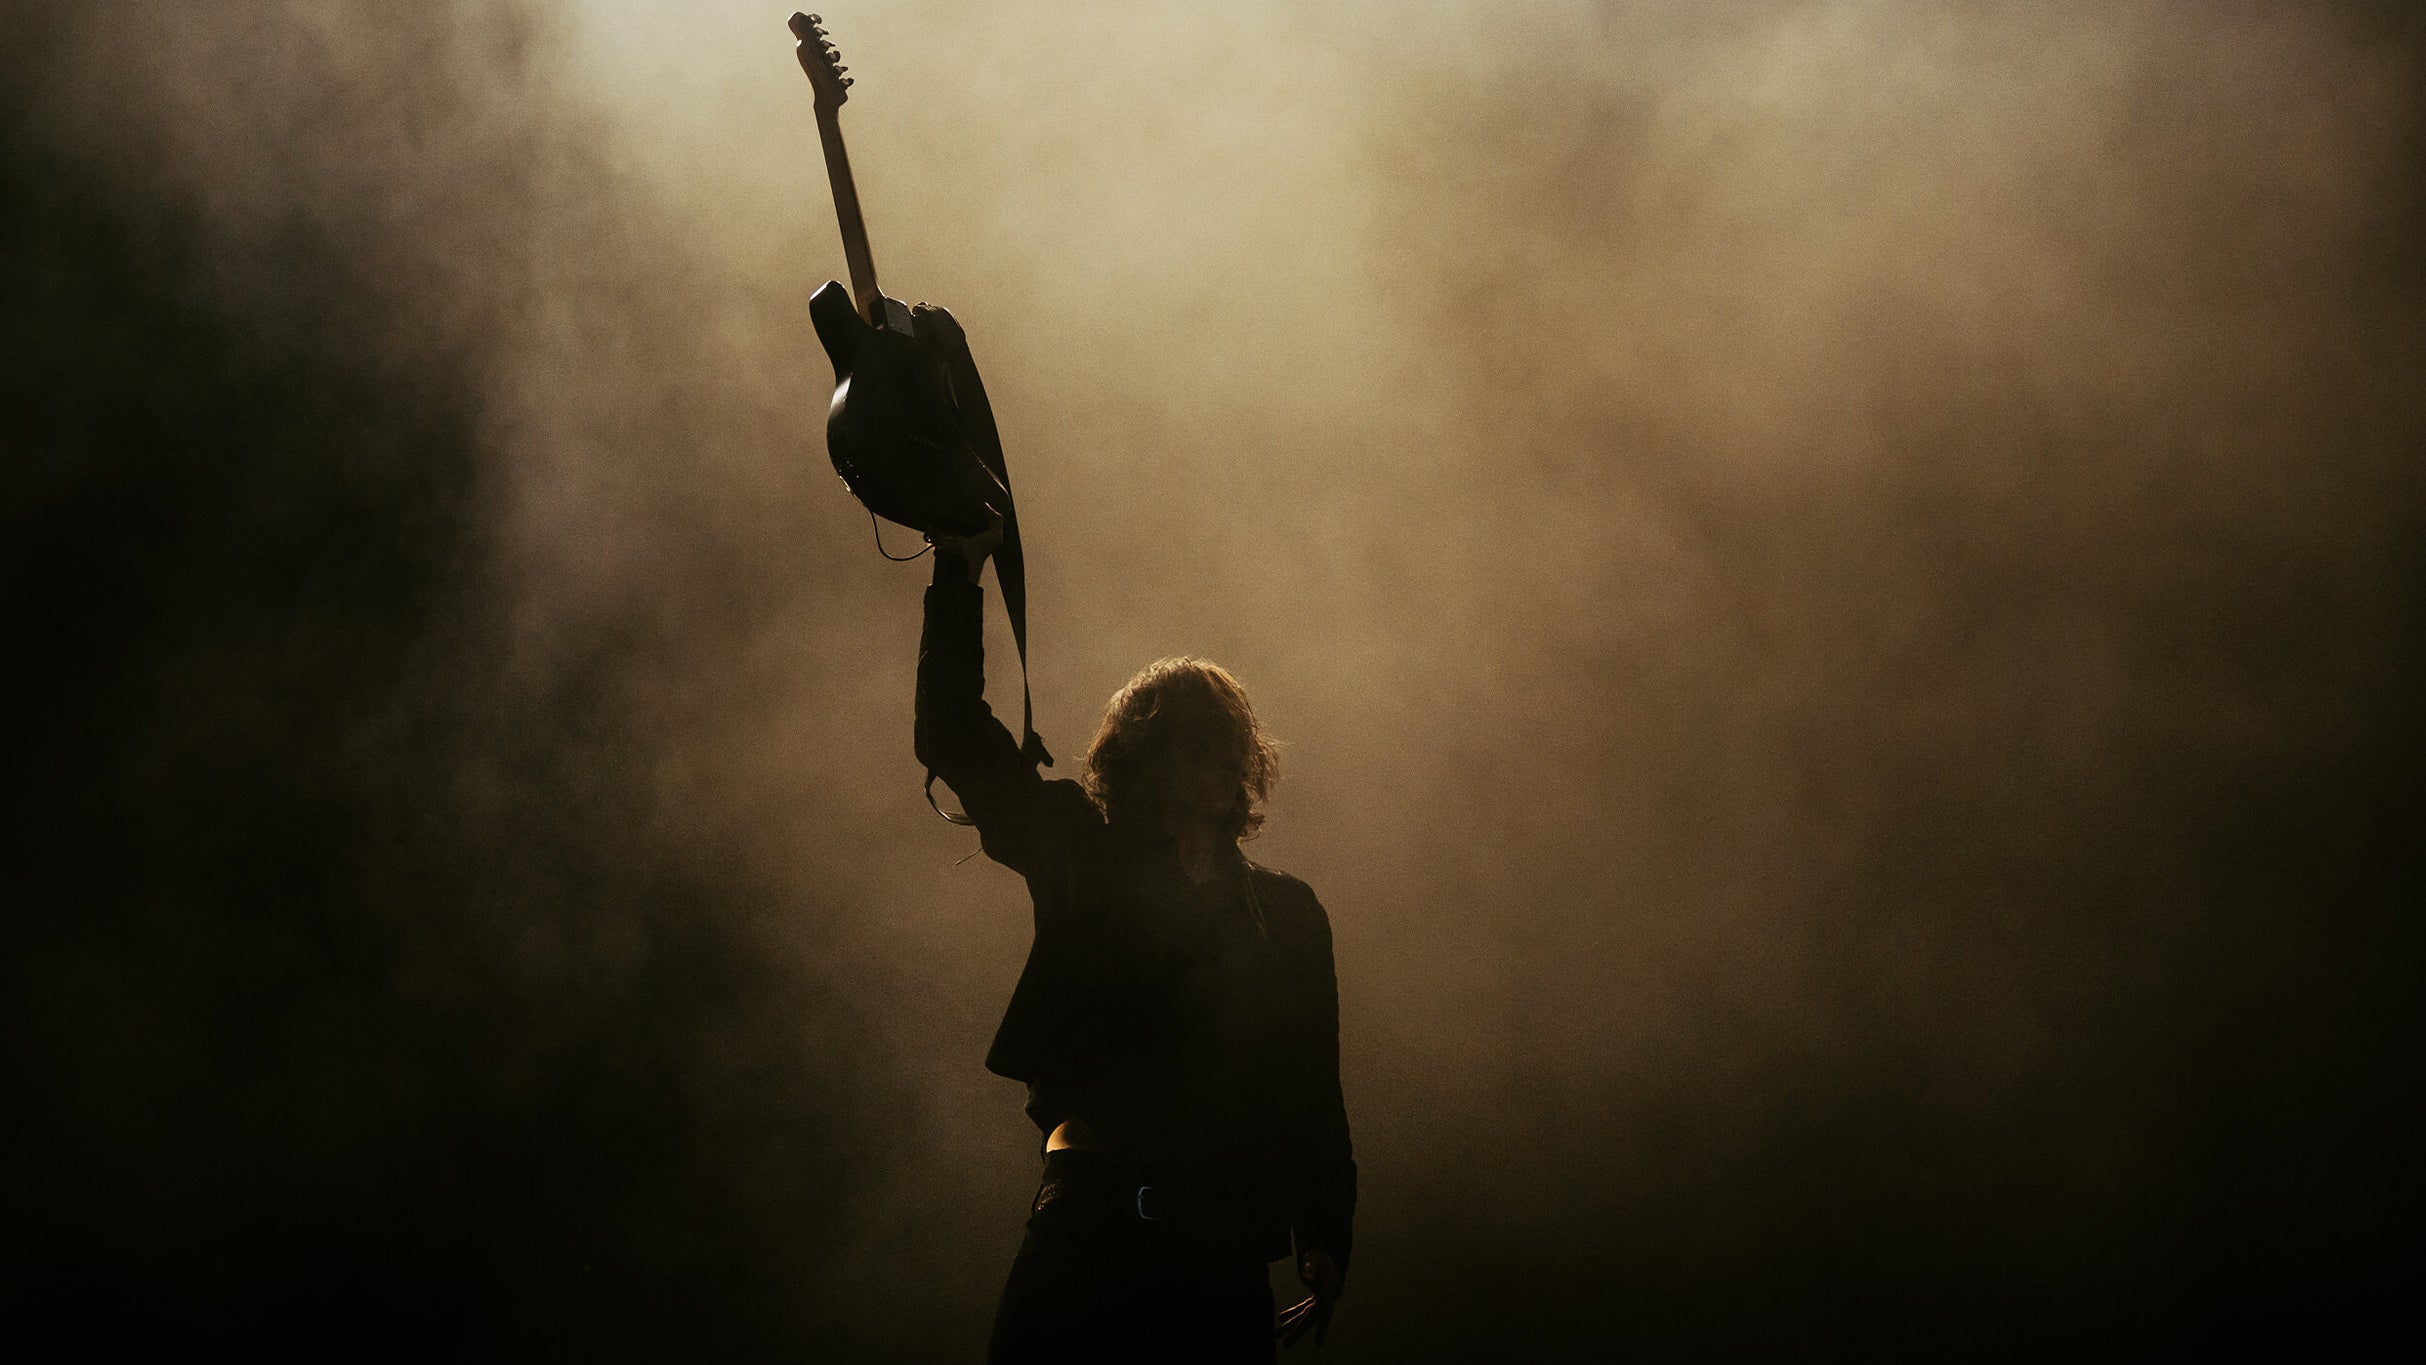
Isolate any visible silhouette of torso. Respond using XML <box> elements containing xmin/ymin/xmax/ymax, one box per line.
<box><xmin>914</xmin><ymin>577</ymin><xmax>1355</xmax><ymax>1266</ymax></box>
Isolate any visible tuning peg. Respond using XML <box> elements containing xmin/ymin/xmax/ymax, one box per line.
<box><xmin>840</xmin><ymin>76</ymin><xmax>854</xmax><ymax>87</ymax></box>
<box><xmin>806</xmin><ymin>13</ymin><xmax>821</xmax><ymax>23</ymax></box>
<box><xmin>835</xmin><ymin>64</ymin><xmax>848</xmax><ymax>73</ymax></box>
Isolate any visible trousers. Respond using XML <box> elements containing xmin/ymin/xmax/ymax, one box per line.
<box><xmin>987</xmin><ymin>1149</ymin><xmax>1278</xmax><ymax>1365</ymax></box>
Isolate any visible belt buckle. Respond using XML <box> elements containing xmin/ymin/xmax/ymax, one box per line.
<box><xmin>1135</xmin><ymin>1185</ymin><xmax>1166</xmax><ymax>1221</ymax></box>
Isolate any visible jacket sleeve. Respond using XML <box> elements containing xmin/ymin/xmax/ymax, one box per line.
<box><xmin>914</xmin><ymin>563</ymin><xmax>1063</xmax><ymax>878</ymax></box>
<box><xmin>1285</xmin><ymin>886</ymin><xmax>1359</xmax><ymax>1272</ymax></box>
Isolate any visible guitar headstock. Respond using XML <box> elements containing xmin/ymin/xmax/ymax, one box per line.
<box><xmin>789</xmin><ymin>13</ymin><xmax>852</xmax><ymax>109</ymax></box>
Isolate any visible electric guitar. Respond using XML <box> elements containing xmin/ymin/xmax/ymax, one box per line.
<box><xmin>791</xmin><ymin>11</ymin><xmax>1011</xmax><ymax>540</ymax></box>
<box><xmin>790</xmin><ymin>12</ymin><xmax>1050</xmax><ymax>782</ymax></box>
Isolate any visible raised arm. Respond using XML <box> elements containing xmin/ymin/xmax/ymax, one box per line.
<box><xmin>915</xmin><ymin>517</ymin><xmax>1062</xmax><ymax>876</ymax></box>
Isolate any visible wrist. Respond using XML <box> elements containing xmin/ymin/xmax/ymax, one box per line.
<box><xmin>931</xmin><ymin>546</ymin><xmax>979</xmax><ymax>586</ymax></box>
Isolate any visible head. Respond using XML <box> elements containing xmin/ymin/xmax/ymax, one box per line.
<box><xmin>1082</xmin><ymin>657</ymin><xmax>1280</xmax><ymax>844</ymax></box>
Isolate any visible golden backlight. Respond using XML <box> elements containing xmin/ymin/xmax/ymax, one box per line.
<box><xmin>18</xmin><ymin>1</ymin><xmax>2417</xmax><ymax>1354</ymax></box>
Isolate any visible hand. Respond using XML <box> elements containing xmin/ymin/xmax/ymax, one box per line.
<box><xmin>928</xmin><ymin>507</ymin><xmax>1004</xmax><ymax>584</ymax></box>
<box><xmin>1276</xmin><ymin>1250</ymin><xmax>1343</xmax><ymax>1348</ymax></box>
<box><xmin>909</xmin><ymin>299</ymin><xmax>966</xmax><ymax>350</ymax></box>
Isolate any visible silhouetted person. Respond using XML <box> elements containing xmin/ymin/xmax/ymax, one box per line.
<box><xmin>916</xmin><ymin>513</ymin><xmax>1355</xmax><ymax>1362</ymax></box>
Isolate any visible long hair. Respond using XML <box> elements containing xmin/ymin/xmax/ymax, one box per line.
<box><xmin>1081</xmin><ymin>657</ymin><xmax>1281</xmax><ymax>841</ymax></box>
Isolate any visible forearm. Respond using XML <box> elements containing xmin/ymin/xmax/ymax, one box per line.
<box><xmin>913</xmin><ymin>549</ymin><xmax>1066</xmax><ymax>877</ymax></box>
<box><xmin>914</xmin><ymin>571</ymin><xmax>1017</xmax><ymax>778</ymax></box>
<box><xmin>1293</xmin><ymin>1155</ymin><xmax>1358</xmax><ymax>1272</ymax></box>
<box><xmin>1289</xmin><ymin>897</ymin><xmax>1357</xmax><ymax>1270</ymax></box>
<box><xmin>932</xmin><ymin>542</ymin><xmax>983</xmax><ymax>587</ymax></box>
<box><xmin>1293</xmin><ymin>1056</ymin><xmax>1357</xmax><ymax>1267</ymax></box>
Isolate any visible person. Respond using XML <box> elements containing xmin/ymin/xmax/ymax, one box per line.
<box><xmin>916</xmin><ymin>511</ymin><xmax>1356</xmax><ymax>1363</ymax></box>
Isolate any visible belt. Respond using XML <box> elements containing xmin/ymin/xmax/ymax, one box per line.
<box><xmin>1133</xmin><ymin>1182</ymin><xmax>1221</xmax><ymax>1223</ymax></box>
<box><xmin>1036</xmin><ymin>1150</ymin><xmax>1261</xmax><ymax>1228</ymax></box>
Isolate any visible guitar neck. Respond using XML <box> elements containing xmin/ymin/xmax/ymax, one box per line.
<box><xmin>813</xmin><ymin>104</ymin><xmax>883</xmax><ymax>322</ymax></box>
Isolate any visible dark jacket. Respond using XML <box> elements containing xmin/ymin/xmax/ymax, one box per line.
<box><xmin>914</xmin><ymin>574</ymin><xmax>1357</xmax><ymax>1268</ymax></box>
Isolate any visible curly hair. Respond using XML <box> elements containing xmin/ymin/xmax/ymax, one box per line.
<box><xmin>1081</xmin><ymin>657</ymin><xmax>1281</xmax><ymax>841</ymax></box>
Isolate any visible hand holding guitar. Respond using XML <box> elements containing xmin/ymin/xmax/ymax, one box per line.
<box><xmin>930</xmin><ymin>507</ymin><xmax>1004</xmax><ymax>586</ymax></box>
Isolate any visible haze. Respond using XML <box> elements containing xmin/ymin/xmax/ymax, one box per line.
<box><xmin>8</xmin><ymin>1</ymin><xmax>2418</xmax><ymax>1356</ymax></box>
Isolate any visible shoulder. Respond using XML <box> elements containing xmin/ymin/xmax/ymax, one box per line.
<box><xmin>1039</xmin><ymin>777</ymin><xmax>1101</xmax><ymax>822</ymax></box>
<box><xmin>1244</xmin><ymin>860</ymin><xmax>1331</xmax><ymax>938</ymax></box>
<box><xmin>1024</xmin><ymin>777</ymin><xmax>1106</xmax><ymax>864</ymax></box>
<box><xmin>1244</xmin><ymin>858</ymin><xmax>1317</xmax><ymax>900</ymax></box>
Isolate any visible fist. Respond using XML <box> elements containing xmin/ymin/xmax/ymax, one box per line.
<box><xmin>929</xmin><ymin>507</ymin><xmax>1005</xmax><ymax>583</ymax></box>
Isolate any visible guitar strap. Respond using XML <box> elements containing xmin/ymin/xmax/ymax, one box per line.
<box><xmin>924</xmin><ymin>321</ymin><xmax>1052</xmax><ymax>826</ymax></box>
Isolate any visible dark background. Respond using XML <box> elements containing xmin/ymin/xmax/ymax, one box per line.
<box><xmin>6</xmin><ymin>1</ymin><xmax>2420</xmax><ymax>1357</ymax></box>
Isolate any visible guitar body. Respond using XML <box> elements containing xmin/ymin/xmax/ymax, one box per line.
<box><xmin>808</xmin><ymin>279</ymin><xmax>1010</xmax><ymax>537</ymax></box>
